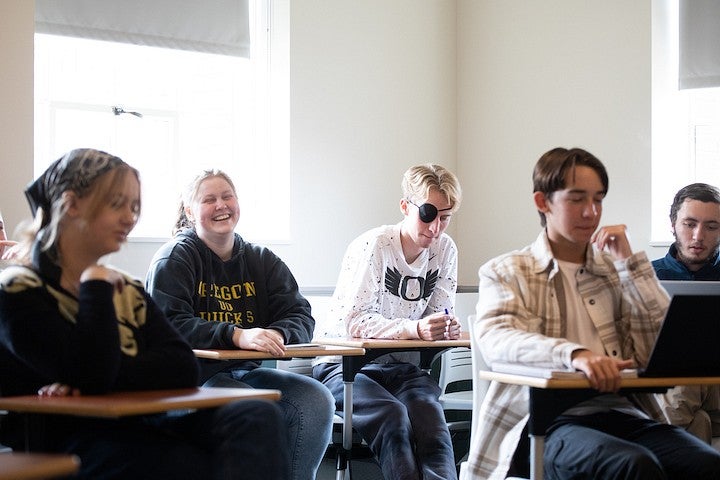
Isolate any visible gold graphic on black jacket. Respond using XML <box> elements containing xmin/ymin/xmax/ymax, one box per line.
<box><xmin>0</xmin><ymin>266</ymin><xmax>146</xmax><ymax>357</ymax></box>
<box><xmin>196</xmin><ymin>280</ymin><xmax>256</xmax><ymax>326</ymax></box>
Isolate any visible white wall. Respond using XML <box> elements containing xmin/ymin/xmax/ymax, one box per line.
<box><xmin>272</xmin><ymin>0</ymin><xmax>459</xmax><ymax>287</ymax></box>
<box><xmin>2</xmin><ymin>0</ymin><xmax>667</xmax><ymax>291</ymax></box>
<box><xmin>101</xmin><ymin>0</ymin><xmax>459</xmax><ymax>287</ymax></box>
<box><xmin>0</xmin><ymin>1</ymin><xmax>34</xmax><ymax>236</ymax></box>
<box><xmin>456</xmin><ymin>0</ymin><xmax>664</xmax><ymax>285</ymax></box>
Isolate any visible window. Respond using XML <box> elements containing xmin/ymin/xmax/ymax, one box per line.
<box><xmin>34</xmin><ymin>0</ymin><xmax>290</xmax><ymax>242</ymax></box>
<box><xmin>652</xmin><ymin>0</ymin><xmax>720</xmax><ymax>243</ymax></box>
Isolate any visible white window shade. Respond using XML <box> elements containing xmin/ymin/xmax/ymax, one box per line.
<box><xmin>679</xmin><ymin>0</ymin><xmax>720</xmax><ymax>89</ymax></box>
<box><xmin>35</xmin><ymin>0</ymin><xmax>250</xmax><ymax>57</ymax></box>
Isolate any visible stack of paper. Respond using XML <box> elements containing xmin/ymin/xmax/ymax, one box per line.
<box><xmin>490</xmin><ymin>362</ymin><xmax>638</xmax><ymax>379</ymax></box>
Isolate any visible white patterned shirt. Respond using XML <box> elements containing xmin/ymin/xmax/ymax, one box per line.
<box><xmin>314</xmin><ymin>223</ymin><xmax>457</xmax><ymax>364</ymax></box>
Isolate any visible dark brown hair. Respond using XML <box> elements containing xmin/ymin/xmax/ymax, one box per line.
<box><xmin>532</xmin><ymin>147</ymin><xmax>608</xmax><ymax>227</ymax></box>
<box><xmin>669</xmin><ymin>183</ymin><xmax>720</xmax><ymax>225</ymax></box>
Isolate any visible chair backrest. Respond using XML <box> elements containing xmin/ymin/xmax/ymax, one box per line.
<box><xmin>275</xmin><ymin>357</ymin><xmax>314</xmax><ymax>377</ymax></box>
<box><xmin>437</xmin><ymin>347</ymin><xmax>473</xmax><ymax>394</ymax></box>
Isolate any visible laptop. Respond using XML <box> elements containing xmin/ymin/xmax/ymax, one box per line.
<box><xmin>491</xmin><ymin>283</ymin><xmax>720</xmax><ymax>379</ymax></box>
<box><xmin>660</xmin><ymin>280</ymin><xmax>720</xmax><ymax>298</ymax></box>
<box><xmin>639</xmin><ymin>291</ymin><xmax>720</xmax><ymax>377</ymax></box>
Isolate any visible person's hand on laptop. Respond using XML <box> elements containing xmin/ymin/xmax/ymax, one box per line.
<box><xmin>571</xmin><ymin>349</ymin><xmax>635</xmax><ymax>392</ymax></box>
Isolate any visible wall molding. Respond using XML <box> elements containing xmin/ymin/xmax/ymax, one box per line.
<box><xmin>300</xmin><ymin>285</ymin><xmax>479</xmax><ymax>297</ymax></box>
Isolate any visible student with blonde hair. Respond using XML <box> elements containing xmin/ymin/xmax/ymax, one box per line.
<box><xmin>0</xmin><ymin>148</ymin><xmax>289</xmax><ymax>479</ymax></box>
<box><xmin>146</xmin><ymin>169</ymin><xmax>334</xmax><ymax>480</ymax></box>
<box><xmin>313</xmin><ymin>163</ymin><xmax>463</xmax><ymax>480</ymax></box>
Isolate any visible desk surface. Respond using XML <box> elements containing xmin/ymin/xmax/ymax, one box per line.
<box><xmin>479</xmin><ymin>370</ymin><xmax>720</xmax><ymax>389</ymax></box>
<box><xmin>0</xmin><ymin>452</ymin><xmax>80</xmax><ymax>480</ymax></box>
<box><xmin>315</xmin><ymin>332</ymin><xmax>470</xmax><ymax>349</ymax></box>
<box><xmin>193</xmin><ymin>344</ymin><xmax>366</xmax><ymax>360</ymax></box>
<box><xmin>0</xmin><ymin>387</ymin><xmax>281</xmax><ymax>418</ymax></box>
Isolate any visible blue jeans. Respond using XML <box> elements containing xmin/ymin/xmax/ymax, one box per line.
<box><xmin>7</xmin><ymin>400</ymin><xmax>290</xmax><ymax>479</ymax></box>
<box><xmin>314</xmin><ymin>362</ymin><xmax>458</xmax><ymax>480</ymax></box>
<box><xmin>544</xmin><ymin>411</ymin><xmax>720</xmax><ymax>479</ymax></box>
<box><xmin>204</xmin><ymin>367</ymin><xmax>334</xmax><ymax>480</ymax></box>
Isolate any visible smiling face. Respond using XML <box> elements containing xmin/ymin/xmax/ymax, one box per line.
<box><xmin>186</xmin><ymin>175</ymin><xmax>240</xmax><ymax>244</ymax></box>
<box><xmin>672</xmin><ymin>199</ymin><xmax>720</xmax><ymax>271</ymax></box>
<box><xmin>534</xmin><ymin>165</ymin><xmax>605</xmax><ymax>262</ymax></box>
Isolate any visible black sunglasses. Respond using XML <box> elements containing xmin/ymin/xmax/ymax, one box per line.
<box><xmin>407</xmin><ymin>199</ymin><xmax>452</xmax><ymax>223</ymax></box>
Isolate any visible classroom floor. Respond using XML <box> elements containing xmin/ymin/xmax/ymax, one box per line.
<box><xmin>315</xmin><ymin>413</ymin><xmax>471</xmax><ymax>480</ymax></box>
<box><xmin>315</xmin><ymin>445</ymin><xmax>383</xmax><ymax>480</ymax></box>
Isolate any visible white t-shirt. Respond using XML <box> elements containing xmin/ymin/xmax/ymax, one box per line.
<box><xmin>556</xmin><ymin>259</ymin><xmax>647</xmax><ymax>418</ymax></box>
<box><xmin>557</xmin><ymin>259</ymin><xmax>605</xmax><ymax>355</ymax></box>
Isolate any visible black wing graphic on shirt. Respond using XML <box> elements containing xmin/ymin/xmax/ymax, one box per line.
<box><xmin>385</xmin><ymin>267</ymin><xmax>402</xmax><ymax>298</ymax></box>
<box><xmin>422</xmin><ymin>269</ymin><xmax>439</xmax><ymax>299</ymax></box>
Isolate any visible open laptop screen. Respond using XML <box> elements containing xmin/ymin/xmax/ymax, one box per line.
<box><xmin>660</xmin><ymin>280</ymin><xmax>720</xmax><ymax>297</ymax></box>
<box><xmin>641</xmin><ymin>293</ymin><xmax>720</xmax><ymax>377</ymax></box>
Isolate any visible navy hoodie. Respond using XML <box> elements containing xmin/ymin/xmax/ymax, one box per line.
<box><xmin>146</xmin><ymin>229</ymin><xmax>314</xmax><ymax>381</ymax></box>
<box><xmin>652</xmin><ymin>243</ymin><xmax>720</xmax><ymax>280</ymax></box>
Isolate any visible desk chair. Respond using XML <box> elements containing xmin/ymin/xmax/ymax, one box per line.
<box><xmin>430</xmin><ymin>346</ymin><xmax>473</xmax><ymax>468</ymax></box>
<box><xmin>437</xmin><ymin>347</ymin><xmax>473</xmax><ymax>412</ymax></box>
<box><xmin>0</xmin><ymin>409</ymin><xmax>79</xmax><ymax>478</ymax></box>
<box><xmin>459</xmin><ymin>315</ymin><xmax>527</xmax><ymax>480</ymax></box>
<box><xmin>274</xmin><ymin>357</ymin><xmax>372</xmax><ymax>479</ymax></box>
<box><xmin>0</xmin><ymin>410</ymin><xmax>9</xmax><ymax>453</ymax></box>
<box><xmin>0</xmin><ymin>452</ymin><xmax>80</xmax><ymax>480</ymax></box>
<box><xmin>274</xmin><ymin>357</ymin><xmax>365</xmax><ymax>445</ymax></box>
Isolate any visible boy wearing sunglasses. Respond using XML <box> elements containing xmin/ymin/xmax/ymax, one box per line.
<box><xmin>313</xmin><ymin>163</ymin><xmax>463</xmax><ymax>480</ymax></box>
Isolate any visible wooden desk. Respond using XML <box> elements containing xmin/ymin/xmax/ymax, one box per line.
<box><xmin>0</xmin><ymin>387</ymin><xmax>280</xmax><ymax>418</ymax></box>
<box><xmin>479</xmin><ymin>370</ymin><xmax>720</xmax><ymax>480</ymax></box>
<box><xmin>317</xmin><ymin>332</ymin><xmax>471</xmax><ymax>385</ymax></box>
<box><xmin>0</xmin><ymin>387</ymin><xmax>281</xmax><ymax>454</ymax></box>
<box><xmin>316</xmin><ymin>334</ymin><xmax>470</xmax><ymax>479</ymax></box>
<box><xmin>0</xmin><ymin>452</ymin><xmax>80</xmax><ymax>480</ymax></box>
<box><xmin>316</xmin><ymin>332</ymin><xmax>470</xmax><ymax>350</ymax></box>
<box><xmin>193</xmin><ymin>343</ymin><xmax>367</xmax><ymax>480</ymax></box>
<box><xmin>193</xmin><ymin>344</ymin><xmax>366</xmax><ymax>360</ymax></box>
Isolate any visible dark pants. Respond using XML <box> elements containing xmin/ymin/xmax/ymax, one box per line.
<box><xmin>543</xmin><ymin>411</ymin><xmax>720</xmax><ymax>480</ymax></box>
<box><xmin>314</xmin><ymin>362</ymin><xmax>458</xmax><ymax>480</ymax></box>
<box><xmin>4</xmin><ymin>400</ymin><xmax>290</xmax><ymax>480</ymax></box>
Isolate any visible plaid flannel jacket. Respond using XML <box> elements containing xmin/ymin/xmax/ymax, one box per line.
<box><xmin>463</xmin><ymin>231</ymin><xmax>670</xmax><ymax>480</ymax></box>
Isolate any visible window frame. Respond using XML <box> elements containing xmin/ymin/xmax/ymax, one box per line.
<box><xmin>33</xmin><ymin>0</ymin><xmax>290</xmax><ymax>244</ymax></box>
<box><xmin>651</xmin><ymin>0</ymin><xmax>720</xmax><ymax>244</ymax></box>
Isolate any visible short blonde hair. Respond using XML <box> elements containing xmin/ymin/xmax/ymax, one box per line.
<box><xmin>401</xmin><ymin>164</ymin><xmax>462</xmax><ymax>210</ymax></box>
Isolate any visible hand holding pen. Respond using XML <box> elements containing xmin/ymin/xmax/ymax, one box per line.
<box><xmin>417</xmin><ymin>308</ymin><xmax>462</xmax><ymax>340</ymax></box>
<box><xmin>443</xmin><ymin>308</ymin><xmax>462</xmax><ymax>340</ymax></box>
